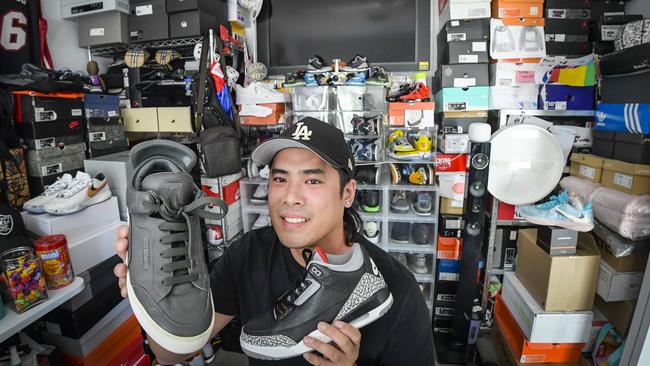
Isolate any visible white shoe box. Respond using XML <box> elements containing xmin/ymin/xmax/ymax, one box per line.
<box><xmin>502</xmin><ymin>272</ymin><xmax>593</xmax><ymax>343</ymax></box>
<box><xmin>69</xmin><ymin>221</ymin><xmax>125</xmax><ymax>274</ymax></box>
<box><xmin>22</xmin><ymin>196</ymin><xmax>120</xmax><ymax>244</ymax></box>
<box><xmin>40</xmin><ymin>299</ymin><xmax>131</xmax><ymax>357</ymax></box>
<box><xmin>84</xmin><ymin>151</ymin><xmax>131</xmax><ymax>220</ymax></box>
<box><xmin>438</xmin><ymin>0</ymin><xmax>491</xmax><ymax>31</ymax></box>
<box><xmin>489</xmin><ymin>85</ymin><xmax>539</xmax><ymax>110</ymax></box>
<box><xmin>597</xmin><ymin>260</ymin><xmax>644</xmax><ymax>302</ymax></box>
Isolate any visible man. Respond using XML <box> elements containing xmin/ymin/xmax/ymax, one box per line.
<box><xmin>114</xmin><ymin>118</ymin><xmax>434</xmax><ymax>365</ymax></box>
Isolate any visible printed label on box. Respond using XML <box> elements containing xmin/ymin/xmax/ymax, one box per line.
<box><xmin>579</xmin><ymin>165</ymin><xmax>596</xmax><ymax>180</ymax></box>
<box><xmin>548</xmin><ymin>33</ymin><xmax>566</xmax><ymax>42</ymax></box>
<box><xmin>613</xmin><ymin>173</ymin><xmax>633</xmax><ymax>189</ymax></box>
<box><xmin>548</xmin><ymin>9</ymin><xmax>567</xmax><ymax>18</ymax></box>
<box><xmin>108</xmin><ymin>110</ymin><xmax>118</xmax><ymax>117</ymax></box>
<box><xmin>451</xmin><ymin>199</ymin><xmax>464</xmax><ymax>208</ymax></box>
<box><xmin>545</xmin><ymin>101</ymin><xmax>567</xmax><ymax>110</ymax></box>
<box><xmin>504</xmin><ymin>248</ymin><xmax>516</xmax><ymax>267</ymax></box>
<box><xmin>35</xmin><ymin>137</ymin><xmax>55</xmax><ymax>150</ymax></box>
<box><xmin>448</xmin><ymin>33</ymin><xmax>466</xmax><ymax>41</ymax></box>
<box><xmin>135</xmin><ymin>5</ymin><xmax>153</xmax><ymax>16</ymax></box>
<box><xmin>89</xmin><ymin>28</ymin><xmax>104</xmax><ymax>37</ymax></box>
<box><xmin>71</xmin><ymin>109</ymin><xmax>82</xmax><ymax>116</ymax></box>
<box><xmin>521</xmin><ymin>355</ymin><xmax>545</xmax><ymax>363</ymax></box>
<box><xmin>434</xmin><ymin>327</ymin><xmax>451</xmax><ymax>333</ymax></box>
<box><xmin>439</xmin><ymin>272</ymin><xmax>460</xmax><ymax>281</ymax></box>
<box><xmin>447</xmin><ymin>102</ymin><xmax>467</xmax><ymax>111</ymax></box>
<box><xmin>34</xmin><ymin>107</ymin><xmax>56</xmax><ymax>122</ymax></box>
<box><xmin>459</xmin><ymin>54</ymin><xmax>478</xmax><ymax>63</ymax></box>
<box><xmin>454</xmin><ymin>78</ymin><xmax>476</xmax><ymax>88</ymax></box>
<box><xmin>472</xmin><ymin>41</ymin><xmax>487</xmax><ymax>52</ymax></box>
<box><xmin>89</xmin><ymin>132</ymin><xmax>106</xmax><ymax>142</ymax></box>
<box><xmin>437</xmin><ymin>294</ymin><xmax>457</xmax><ymax>302</ymax></box>
<box><xmin>42</xmin><ymin>163</ymin><xmax>62</xmax><ymax>176</ymax></box>
<box><xmin>602</xmin><ymin>25</ymin><xmax>622</xmax><ymax>41</ymax></box>
<box><xmin>530</xmin><ymin>6</ymin><xmax>539</xmax><ymax>16</ymax></box>
<box><xmin>515</xmin><ymin>71</ymin><xmax>535</xmax><ymax>83</ymax></box>
<box><xmin>499</xmin><ymin>8</ymin><xmax>522</xmax><ymax>17</ymax></box>
<box><xmin>435</xmin><ymin>307</ymin><xmax>455</xmax><ymax>317</ymax></box>
<box><xmin>451</xmin><ymin>20</ymin><xmax>460</xmax><ymax>26</ymax></box>
<box><xmin>468</xmin><ymin>7</ymin><xmax>488</xmax><ymax>17</ymax></box>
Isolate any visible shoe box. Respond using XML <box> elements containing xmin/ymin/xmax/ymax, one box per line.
<box><xmin>595</xmin><ymin>14</ymin><xmax>643</xmax><ymax>41</ymax></box>
<box><xmin>494</xmin><ymin>295</ymin><xmax>585</xmax><ymax>364</ymax></box>
<box><xmin>129</xmin><ymin>0</ymin><xmax>169</xmax><ymax>42</ymax></box>
<box><xmin>433</xmin><ymin>280</ymin><xmax>458</xmax><ymax>330</ymax></box>
<box><xmin>437</xmin><ymin>133</ymin><xmax>470</xmax><ymax>154</ymax></box>
<box><xmin>536</xmin><ymin>226</ymin><xmax>578</xmax><ymax>256</ymax></box>
<box><xmin>489</xmin><ymin>62</ymin><xmax>537</xmax><ymax>87</ymax></box>
<box><xmin>490</xmin><ymin>84</ymin><xmax>539</xmax><ymax>109</ymax></box>
<box><xmin>492</xmin><ymin>228</ymin><xmax>518</xmax><ymax>269</ymax></box>
<box><xmin>77</xmin><ymin>11</ymin><xmax>129</xmax><ymax>47</ymax></box>
<box><xmin>238</xmin><ymin>103</ymin><xmax>286</xmax><ymax>125</ymax></box>
<box><xmin>166</xmin><ymin>0</ymin><xmax>228</xmax><ymax>14</ymax></box>
<box><xmin>539</xmin><ymin>85</ymin><xmax>595</xmax><ymax>110</ymax></box>
<box><xmin>593</xmin><ymin>220</ymin><xmax>650</xmax><ymax>273</ymax></box>
<box><xmin>438</xmin><ymin>213</ymin><xmax>463</xmax><ymax>237</ymax></box>
<box><xmin>486</xmin><ymin>196</ymin><xmax>521</xmax><ymax>221</ymax></box>
<box><xmin>86</xmin><ymin>118</ymin><xmax>129</xmax><ymax>158</ymax></box>
<box><xmin>569</xmin><ymin>153</ymin><xmax>606</xmax><ymax>182</ymax></box>
<box><xmin>25</xmin><ymin>142</ymin><xmax>86</xmax><ymax>180</ymax></box>
<box><xmin>600</xmin><ymin>158</ymin><xmax>650</xmax><ymax>195</ymax></box>
<box><xmin>435</xmin><ymin>86</ymin><xmax>490</xmax><ymax>112</ymax></box>
<box><xmin>492</xmin><ymin>0</ymin><xmax>544</xmax><ymax>19</ymax></box>
<box><xmin>590</xmin><ymin>0</ymin><xmax>625</xmax><ymax>22</ymax></box>
<box><xmin>201</xmin><ymin>173</ymin><xmax>244</xmax><ymax>241</ymax></box>
<box><xmin>437</xmin><ymin>235</ymin><xmax>462</xmax><ymax>260</ymax></box>
<box><xmin>489</xmin><ymin>18</ymin><xmax>547</xmax><ymax>60</ymax></box>
<box><xmin>600</xmin><ymin>43</ymin><xmax>650</xmax><ymax>76</ymax></box>
<box><xmin>22</xmin><ymin>196</ymin><xmax>120</xmax><ymax>251</ymax></box>
<box><xmin>438</xmin><ymin>0</ymin><xmax>491</xmax><ymax>32</ymax></box>
<box><xmin>437</xmin><ymin>111</ymin><xmax>487</xmax><ymax>134</ymax></box>
<box><xmin>169</xmin><ymin>10</ymin><xmax>220</xmax><ymax>38</ymax></box>
<box><xmin>437</xmin><ymin>19</ymin><xmax>490</xmax><ymax>66</ymax></box>
<box><xmin>601</xmin><ymin>69</ymin><xmax>650</xmax><ymax>104</ymax></box>
<box><xmin>387</xmin><ymin>102</ymin><xmax>435</xmax><ymax>127</ymax></box>
<box><xmin>59</xmin><ymin>255</ymin><xmax>121</xmax><ymax>312</ymax></box>
<box><xmin>595</xmin><ymin>103</ymin><xmax>650</xmax><ymax>135</ymax></box>
<box><xmin>502</xmin><ymin>272</ymin><xmax>593</xmax><ymax>344</ymax></box>
<box><xmin>597</xmin><ymin>259</ymin><xmax>644</xmax><ymax>302</ymax></box>
<box><xmin>515</xmin><ymin>229</ymin><xmax>600</xmax><ymax>311</ymax></box>
<box><xmin>84</xmin><ymin>151</ymin><xmax>130</xmax><ymax>220</ymax></box>
<box><xmin>440</xmin><ymin>196</ymin><xmax>464</xmax><ymax>215</ymax></box>
<box><xmin>612</xmin><ymin>133</ymin><xmax>650</xmax><ymax>165</ymax></box>
<box><xmin>545</xmin><ymin>41</ymin><xmax>591</xmax><ymax>56</ymax></box>
<box><xmin>435</xmin><ymin>153</ymin><xmax>468</xmax><ymax>175</ymax></box>
<box><xmin>591</xmin><ymin>131</ymin><xmax>615</xmax><ymax>159</ymax></box>
<box><xmin>84</xmin><ymin>94</ymin><xmax>120</xmax><ymax>119</ymax></box>
<box><xmin>437</xmin><ymin>259</ymin><xmax>461</xmax><ymax>281</ymax></box>
<box><xmin>437</xmin><ymin>170</ymin><xmax>466</xmax><ymax>199</ymax></box>
<box><xmin>440</xmin><ymin>40</ymin><xmax>489</xmax><ymax>65</ymax></box>
<box><xmin>433</xmin><ymin>64</ymin><xmax>489</xmax><ymax>91</ymax></box>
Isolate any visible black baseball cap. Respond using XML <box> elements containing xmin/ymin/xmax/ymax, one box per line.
<box><xmin>0</xmin><ymin>204</ymin><xmax>32</xmax><ymax>254</ymax></box>
<box><xmin>252</xmin><ymin>117</ymin><xmax>356</xmax><ymax>175</ymax></box>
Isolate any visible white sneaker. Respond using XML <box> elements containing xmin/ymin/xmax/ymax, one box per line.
<box><xmin>363</xmin><ymin>221</ymin><xmax>380</xmax><ymax>244</ymax></box>
<box><xmin>43</xmin><ymin>172</ymin><xmax>112</xmax><ymax>215</ymax></box>
<box><xmin>23</xmin><ymin>173</ymin><xmax>73</xmax><ymax>214</ymax></box>
<box><xmin>407</xmin><ymin>254</ymin><xmax>429</xmax><ymax>274</ymax></box>
<box><xmin>235</xmin><ymin>82</ymin><xmax>290</xmax><ymax>105</ymax></box>
<box><xmin>252</xmin><ymin>214</ymin><xmax>271</xmax><ymax>230</ymax></box>
<box><xmin>250</xmin><ymin>183</ymin><xmax>268</xmax><ymax>204</ymax></box>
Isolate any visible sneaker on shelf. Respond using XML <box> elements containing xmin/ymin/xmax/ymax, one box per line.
<box><xmin>412</xmin><ymin>192</ymin><xmax>433</xmax><ymax>215</ymax></box>
<box><xmin>361</xmin><ymin>190</ymin><xmax>380</xmax><ymax>213</ymax></box>
<box><xmin>516</xmin><ymin>191</ymin><xmax>594</xmax><ymax>232</ymax></box>
<box><xmin>307</xmin><ymin>55</ymin><xmax>333</xmax><ymax>72</ymax></box>
<box><xmin>304</xmin><ymin>72</ymin><xmax>318</xmax><ymax>86</ymax></box>
<box><xmin>363</xmin><ymin>221</ymin><xmax>380</xmax><ymax>244</ymax></box>
<box><xmin>399</xmin><ymin>82</ymin><xmax>430</xmax><ymax>102</ymax></box>
<box><xmin>43</xmin><ymin>172</ymin><xmax>112</xmax><ymax>215</ymax></box>
<box><xmin>258</xmin><ymin>165</ymin><xmax>270</xmax><ymax>179</ymax></box>
<box><xmin>387</xmin><ymin>130</ymin><xmax>418</xmax><ymax>160</ymax></box>
<box><xmin>407</xmin><ymin>254</ymin><xmax>429</xmax><ymax>274</ymax></box>
<box><xmin>366</xmin><ymin>67</ymin><xmax>389</xmax><ymax>86</ymax></box>
<box><xmin>351</xmin><ymin>115</ymin><xmax>379</xmax><ymax>135</ymax></box>
<box><xmin>126</xmin><ymin>139</ymin><xmax>228</xmax><ymax>354</ymax></box>
<box><xmin>206</xmin><ymin>225</ymin><xmax>224</xmax><ymax>246</ymax></box>
<box><xmin>391</xmin><ymin>222</ymin><xmax>410</xmax><ymax>244</ymax></box>
<box><xmin>386</xmin><ymin>83</ymin><xmax>415</xmax><ymax>102</ymax></box>
<box><xmin>283</xmin><ymin>71</ymin><xmax>306</xmax><ymax>88</ymax></box>
<box><xmin>414</xmin><ymin>133</ymin><xmax>432</xmax><ymax>154</ymax></box>
<box><xmin>341</xmin><ymin>54</ymin><xmax>369</xmax><ymax>71</ymax></box>
<box><xmin>252</xmin><ymin>214</ymin><xmax>271</xmax><ymax>230</ymax></box>
<box><xmin>408</xmin><ymin>166</ymin><xmax>434</xmax><ymax>185</ymax></box>
<box><xmin>235</xmin><ymin>82</ymin><xmax>290</xmax><ymax>105</ymax></box>
<box><xmin>355</xmin><ymin>165</ymin><xmax>380</xmax><ymax>185</ymax></box>
<box><xmin>251</xmin><ymin>183</ymin><xmax>268</xmax><ymax>205</ymax></box>
<box><xmin>411</xmin><ymin>224</ymin><xmax>432</xmax><ymax>245</ymax></box>
<box><xmin>389</xmin><ymin>163</ymin><xmax>402</xmax><ymax>184</ymax></box>
<box><xmin>350</xmin><ymin>140</ymin><xmax>378</xmax><ymax>162</ymax></box>
<box><xmin>239</xmin><ymin>244</ymin><xmax>393</xmax><ymax>360</ymax></box>
<box><xmin>345</xmin><ymin>72</ymin><xmax>367</xmax><ymax>86</ymax></box>
<box><xmin>23</xmin><ymin>173</ymin><xmax>73</xmax><ymax>214</ymax></box>
<box><xmin>390</xmin><ymin>191</ymin><xmax>410</xmax><ymax>213</ymax></box>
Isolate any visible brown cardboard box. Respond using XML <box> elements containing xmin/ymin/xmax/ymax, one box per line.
<box><xmin>594</xmin><ymin>295</ymin><xmax>636</xmax><ymax>337</ymax></box>
<box><xmin>515</xmin><ymin>229</ymin><xmax>601</xmax><ymax>311</ymax></box>
<box><xmin>440</xmin><ymin>197</ymin><xmax>464</xmax><ymax>215</ymax></box>
<box><xmin>593</xmin><ymin>232</ymin><xmax>649</xmax><ymax>272</ymax></box>
<box><xmin>601</xmin><ymin>159</ymin><xmax>650</xmax><ymax>195</ymax></box>
<box><xmin>570</xmin><ymin>153</ymin><xmax>607</xmax><ymax>183</ymax></box>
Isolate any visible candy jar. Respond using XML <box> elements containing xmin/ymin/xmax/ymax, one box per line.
<box><xmin>0</xmin><ymin>247</ymin><xmax>48</xmax><ymax>313</ymax></box>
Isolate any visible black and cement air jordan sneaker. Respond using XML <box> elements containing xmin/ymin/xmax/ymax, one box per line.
<box><xmin>240</xmin><ymin>243</ymin><xmax>393</xmax><ymax>360</ymax></box>
<box><xmin>126</xmin><ymin>140</ymin><xmax>228</xmax><ymax>354</ymax></box>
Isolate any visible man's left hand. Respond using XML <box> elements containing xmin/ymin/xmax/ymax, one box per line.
<box><xmin>302</xmin><ymin>321</ymin><xmax>361</xmax><ymax>366</ymax></box>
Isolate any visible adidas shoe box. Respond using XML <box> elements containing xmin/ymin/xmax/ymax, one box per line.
<box><xmin>169</xmin><ymin>10</ymin><xmax>220</xmax><ymax>38</ymax></box>
<box><xmin>434</xmin><ymin>64</ymin><xmax>489</xmax><ymax>90</ymax></box>
<box><xmin>59</xmin><ymin>255</ymin><xmax>121</xmax><ymax>312</ymax></box>
<box><xmin>84</xmin><ymin>151</ymin><xmax>130</xmax><ymax>220</ymax></box>
<box><xmin>77</xmin><ymin>11</ymin><xmax>129</xmax><ymax>47</ymax></box>
<box><xmin>129</xmin><ymin>0</ymin><xmax>169</xmax><ymax>42</ymax></box>
<box><xmin>493</xmin><ymin>228</ymin><xmax>519</xmax><ymax>269</ymax></box>
<box><xmin>539</xmin><ymin>85</ymin><xmax>595</xmax><ymax>110</ymax></box>
<box><xmin>22</xmin><ymin>197</ymin><xmax>121</xmax><ymax>250</ymax></box>
<box><xmin>435</xmin><ymin>86</ymin><xmax>490</xmax><ymax>112</ymax></box>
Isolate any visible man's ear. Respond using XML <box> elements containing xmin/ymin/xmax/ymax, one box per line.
<box><xmin>343</xmin><ymin>179</ymin><xmax>357</xmax><ymax>207</ymax></box>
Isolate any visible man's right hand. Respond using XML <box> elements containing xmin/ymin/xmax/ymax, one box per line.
<box><xmin>114</xmin><ymin>225</ymin><xmax>129</xmax><ymax>298</ymax></box>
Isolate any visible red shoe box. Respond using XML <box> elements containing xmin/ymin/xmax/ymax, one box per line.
<box><xmin>435</xmin><ymin>154</ymin><xmax>468</xmax><ymax>174</ymax></box>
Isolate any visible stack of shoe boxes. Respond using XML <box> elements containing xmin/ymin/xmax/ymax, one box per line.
<box><xmin>590</xmin><ymin>0</ymin><xmax>626</xmax><ymax>55</ymax></box>
<box><xmin>544</xmin><ymin>0</ymin><xmax>592</xmax><ymax>57</ymax></box>
<box><xmin>13</xmin><ymin>91</ymin><xmax>87</xmax><ymax>195</ymax></box>
<box><xmin>489</xmin><ymin>0</ymin><xmax>545</xmax><ymax>110</ymax></box>
<box><xmin>84</xmin><ymin>94</ymin><xmax>129</xmax><ymax>158</ymax></box>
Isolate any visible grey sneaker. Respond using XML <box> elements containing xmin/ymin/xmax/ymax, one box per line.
<box><xmin>126</xmin><ymin>140</ymin><xmax>228</xmax><ymax>354</ymax></box>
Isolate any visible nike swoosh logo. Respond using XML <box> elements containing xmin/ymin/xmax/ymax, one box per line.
<box><xmin>87</xmin><ymin>180</ymin><xmax>108</xmax><ymax>197</ymax></box>
<box><xmin>554</xmin><ymin>206</ymin><xmax>590</xmax><ymax>223</ymax></box>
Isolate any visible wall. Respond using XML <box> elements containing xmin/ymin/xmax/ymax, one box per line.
<box><xmin>625</xmin><ymin>0</ymin><xmax>650</xmax><ymax>17</ymax></box>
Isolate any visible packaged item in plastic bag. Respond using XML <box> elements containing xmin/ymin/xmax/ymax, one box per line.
<box><xmin>593</xmin><ymin>220</ymin><xmax>650</xmax><ymax>258</ymax></box>
<box><xmin>559</xmin><ymin>176</ymin><xmax>602</xmax><ymax>203</ymax></box>
<box><xmin>592</xmin><ymin>324</ymin><xmax>625</xmax><ymax>366</ymax></box>
<box><xmin>591</xmin><ymin>188</ymin><xmax>650</xmax><ymax>241</ymax></box>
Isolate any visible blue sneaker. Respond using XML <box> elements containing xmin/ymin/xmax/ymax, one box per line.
<box><xmin>517</xmin><ymin>191</ymin><xmax>594</xmax><ymax>232</ymax></box>
<box><xmin>350</xmin><ymin>140</ymin><xmax>377</xmax><ymax>162</ymax></box>
<box><xmin>304</xmin><ymin>73</ymin><xmax>318</xmax><ymax>86</ymax></box>
<box><xmin>346</xmin><ymin>72</ymin><xmax>367</xmax><ymax>86</ymax></box>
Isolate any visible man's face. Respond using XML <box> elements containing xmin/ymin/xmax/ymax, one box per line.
<box><xmin>268</xmin><ymin>148</ymin><xmax>356</xmax><ymax>250</ymax></box>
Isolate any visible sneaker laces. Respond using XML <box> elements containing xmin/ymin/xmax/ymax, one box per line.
<box><xmin>144</xmin><ymin>191</ymin><xmax>227</xmax><ymax>286</ymax></box>
<box><xmin>57</xmin><ymin>176</ymin><xmax>91</xmax><ymax>198</ymax></box>
<box><xmin>43</xmin><ymin>176</ymin><xmax>70</xmax><ymax>196</ymax></box>
<box><xmin>274</xmin><ymin>249</ymin><xmax>314</xmax><ymax>319</ymax></box>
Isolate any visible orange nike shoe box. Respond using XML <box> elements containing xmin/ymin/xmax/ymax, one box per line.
<box><xmin>493</xmin><ymin>0</ymin><xmax>544</xmax><ymax>18</ymax></box>
<box><xmin>437</xmin><ymin>235</ymin><xmax>463</xmax><ymax>260</ymax></box>
<box><xmin>238</xmin><ymin>103</ymin><xmax>285</xmax><ymax>125</ymax></box>
<box><xmin>494</xmin><ymin>295</ymin><xmax>584</xmax><ymax>364</ymax></box>
<box><xmin>388</xmin><ymin>101</ymin><xmax>435</xmax><ymax>127</ymax></box>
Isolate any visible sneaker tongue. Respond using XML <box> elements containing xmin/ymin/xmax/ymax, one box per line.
<box><xmin>141</xmin><ymin>172</ymin><xmax>195</xmax><ymax>209</ymax></box>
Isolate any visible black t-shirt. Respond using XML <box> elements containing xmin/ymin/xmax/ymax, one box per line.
<box><xmin>0</xmin><ymin>0</ymin><xmax>44</xmax><ymax>75</ymax></box>
<box><xmin>211</xmin><ymin>227</ymin><xmax>435</xmax><ymax>366</ymax></box>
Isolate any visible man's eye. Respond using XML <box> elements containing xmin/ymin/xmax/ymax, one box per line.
<box><xmin>272</xmin><ymin>177</ymin><xmax>286</xmax><ymax>183</ymax></box>
<box><xmin>306</xmin><ymin>179</ymin><xmax>321</xmax><ymax>184</ymax></box>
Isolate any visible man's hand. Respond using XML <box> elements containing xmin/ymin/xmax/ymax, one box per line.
<box><xmin>302</xmin><ymin>321</ymin><xmax>361</xmax><ymax>366</ymax></box>
<box><xmin>113</xmin><ymin>225</ymin><xmax>129</xmax><ymax>298</ymax></box>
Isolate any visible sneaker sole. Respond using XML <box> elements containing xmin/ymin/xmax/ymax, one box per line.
<box><xmin>362</xmin><ymin>205</ymin><xmax>380</xmax><ymax>213</ymax></box>
<box><xmin>239</xmin><ymin>293</ymin><xmax>393</xmax><ymax>360</ymax></box>
<box><xmin>250</xmin><ymin>198</ymin><xmax>268</xmax><ymax>205</ymax></box>
<box><xmin>518</xmin><ymin>212</ymin><xmax>594</xmax><ymax>232</ymax></box>
<box><xmin>44</xmin><ymin>190</ymin><xmax>113</xmax><ymax>215</ymax></box>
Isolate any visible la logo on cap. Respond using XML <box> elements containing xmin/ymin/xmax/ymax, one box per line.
<box><xmin>291</xmin><ymin>122</ymin><xmax>312</xmax><ymax>141</ymax></box>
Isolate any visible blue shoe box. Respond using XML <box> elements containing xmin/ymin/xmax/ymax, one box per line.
<box><xmin>84</xmin><ymin>94</ymin><xmax>120</xmax><ymax>119</ymax></box>
<box><xmin>435</xmin><ymin>86</ymin><xmax>489</xmax><ymax>112</ymax></box>
<box><xmin>539</xmin><ymin>85</ymin><xmax>595</xmax><ymax>110</ymax></box>
<box><xmin>437</xmin><ymin>259</ymin><xmax>460</xmax><ymax>281</ymax></box>
<box><xmin>595</xmin><ymin>103</ymin><xmax>650</xmax><ymax>134</ymax></box>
